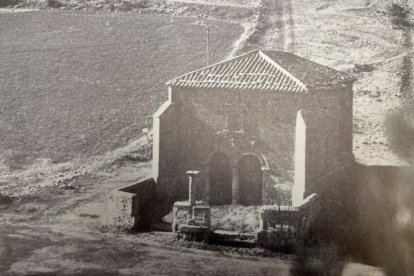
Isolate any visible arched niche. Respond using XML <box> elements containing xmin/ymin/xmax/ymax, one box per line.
<box><xmin>208</xmin><ymin>152</ymin><xmax>232</xmax><ymax>205</ymax></box>
<box><xmin>237</xmin><ymin>154</ymin><xmax>263</xmax><ymax>205</ymax></box>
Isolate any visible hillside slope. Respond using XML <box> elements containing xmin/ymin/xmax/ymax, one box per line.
<box><xmin>0</xmin><ymin>11</ymin><xmax>241</xmax><ymax>167</ymax></box>
<box><xmin>291</xmin><ymin>0</ymin><xmax>412</xmax><ymax>165</ymax></box>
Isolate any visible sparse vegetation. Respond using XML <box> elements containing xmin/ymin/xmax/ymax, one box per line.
<box><xmin>211</xmin><ymin>205</ymin><xmax>260</xmax><ymax>233</ymax></box>
<box><xmin>291</xmin><ymin>243</ymin><xmax>344</xmax><ymax>276</ymax></box>
<box><xmin>46</xmin><ymin>0</ymin><xmax>63</xmax><ymax>8</ymax></box>
<box><xmin>385</xmin><ymin>103</ymin><xmax>414</xmax><ymax>160</ymax></box>
<box><xmin>353</xmin><ymin>63</ymin><xmax>375</xmax><ymax>74</ymax></box>
<box><xmin>0</xmin><ymin>0</ymin><xmax>16</xmax><ymax>7</ymax></box>
<box><xmin>389</xmin><ymin>2</ymin><xmax>411</xmax><ymax>29</ymax></box>
<box><xmin>136</xmin><ymin>0</ymin><xmax>151</xmax><ymax>8</ymax></box>
<box><xmin>0</xmin><ymin>11</ymin><xmax>241</xmax><ymax>169</ymax></box>
<box><xmin>0</xmin><ymin>193</ymin><xmax>13</xmax><ymax>206</ymax></box>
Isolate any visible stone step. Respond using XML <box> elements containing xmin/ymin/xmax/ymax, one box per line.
<box><xmin>151</xmin><ymin>221</ymin><xmax>172</xmax><ymax>232</ymax></box>
<box><xmin>213</xmin><ymin>230</ymin><xmax>256</xmax><ymax>240</ymax></box>
<box><xmin>211</xmin><ymin>230</ymin><xmax>256</xmax><ymax>247</ymax></box>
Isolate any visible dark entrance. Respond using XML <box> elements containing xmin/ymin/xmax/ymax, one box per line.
<box><xmin>209</xmin><ymin>153</ymin><xmax>232</xmax><ymax>205</ymax></box>
<box><xmin>238</xmin><ymin>154</ymin><xmax>262</xmax><ymax>205</ymax></box>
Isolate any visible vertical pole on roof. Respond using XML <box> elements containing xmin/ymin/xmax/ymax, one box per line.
<box><xmin>206</xmin><ymin>25</ymin><xmax>210</xmax><ymax>66</ymax></box>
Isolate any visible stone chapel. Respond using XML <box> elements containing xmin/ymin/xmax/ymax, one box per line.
<box><xmin>152</xmin><ymin>50</ymin><xmax>355</xmax><ymax>207</ymax></box>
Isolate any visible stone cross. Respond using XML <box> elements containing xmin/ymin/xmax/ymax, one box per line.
<box><xmin>186</xmin><ymin>170</ymin><xmax>200</xmax><ymax>207</ymax></box>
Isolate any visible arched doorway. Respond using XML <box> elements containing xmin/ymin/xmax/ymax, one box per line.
<box><xmin>209</xmin><ymin>153</ymin><xmax>232</xmax><ymax>205</ymax></box>
<box><xmin>238</xmin><ymin>154</ymin><xmax>262</xmax><ymax>205</ymax></box>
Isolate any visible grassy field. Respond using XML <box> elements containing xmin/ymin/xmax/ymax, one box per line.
<box><xmin>0</xmin><ymin>10</ymin><xmax>242</xmax><ymax>167</ymax></box>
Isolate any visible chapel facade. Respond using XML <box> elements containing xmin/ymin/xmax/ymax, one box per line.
<box><xmin>152</xmin><ymin>50</ymin><xmax>355</xmax><ymax>206</ymax></box>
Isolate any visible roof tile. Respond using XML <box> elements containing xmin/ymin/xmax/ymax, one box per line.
<box><xmin>167</xmin><ymin>50</ymin><xmax>353</xmax><ymax>92</ymax></box>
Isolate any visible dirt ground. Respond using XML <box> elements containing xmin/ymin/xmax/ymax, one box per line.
<box><xmin>0</xmin><ymin>224</ymin><xmax>385</xmax><ymax>275</ymax></box>
<box><xmin>0</xmin><ymin>153</ymin><xmax>294</xmax><ymax>275</ymax></box>
<box><xmin>0</xmin><ymin>158</ymin><xmax>385</xmax><ymax>276</ymax></box>
<box><xmin>0</xmin><ymin>224</ymin><xmax>293</xmax><ymax>276</ymax></box>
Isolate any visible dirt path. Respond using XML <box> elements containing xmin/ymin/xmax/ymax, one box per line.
<box><xmin>0</xmin><ymin>8</ymin><xmax>38</xmax><ymax>13</ymax></box>
<box><xmin>402</xmin><ymin>20</ymin><xmax>414</xmax><ymax>101</ymax></box>
<box><xmin>261</xmin><ymin>0</ymin><xmax>295</xmax><ymax>51</ymax></box>
<box><xmin>242</xmin><ymin>0</ymin><xmax>295</xmax><ymax>52</ymax></box>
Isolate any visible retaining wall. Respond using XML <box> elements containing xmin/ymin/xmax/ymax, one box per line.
<box><xmin>107</xmin><ymin>178</ymin><xmax>156</xmax><ymax>231</ymax></box>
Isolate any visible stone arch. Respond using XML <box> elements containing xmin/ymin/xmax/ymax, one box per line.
<box><xmin>235</xmin><ymin>152</ymin><xmax>267</xmax><ymax>169</ymax></box>
<box><xmin>237</xmin><ymin>153</ymin><xmax>263</xmax><ymax>205</ymax></box>
<box><xmin>208</xmin><ymin>152</ymin><xmax>232</xmax><ymax>205</ymax></box>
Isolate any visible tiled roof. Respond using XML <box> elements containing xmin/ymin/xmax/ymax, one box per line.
<box><xmin>167</xmin><ymin>50</ymin><xmax>353</xmax><ymax>92</ymax></box>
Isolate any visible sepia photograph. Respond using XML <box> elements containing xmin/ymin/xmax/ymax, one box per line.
<box><xmin>0</xmin><ymin>0</ymin><xmax>413</xmax><ymax>275</ymax></box>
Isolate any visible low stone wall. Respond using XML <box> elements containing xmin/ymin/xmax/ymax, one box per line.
<box><xmin>257</xmin><ymin>193</ymin><xmax>319</xmax><ymax>249</ymax></box>
<box><xmin>172</xmin><ymin>201</ymin><xmax>191</xmax><ymax>232</ymax></box>
<box><xmin>172</xmin><ymin>201</ymin><xmax>211</xmax><ymax>230</ymax></box>
<box><xmin>107</xmin><ymin>178</ymin><xmax>156</xmax><ymax>231</ymax></box>
<box><xmin>107</xmin><ymin>190</ymin><xmax>139</xmax><ymax>231</ymax></box>
<box><xmin>172</xmin><ymin>201</ymin><xmax>211</xmax><ymax>241</ymax></box>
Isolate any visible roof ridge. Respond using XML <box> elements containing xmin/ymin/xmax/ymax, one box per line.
<box><xmin>166</xmin><ymin>49</ymin><xmax>260</xmax><ymax>86</ymax></box>
<box><xmin>258</xmin><ymin>50</ymin><xmax>308</xmax><ymax>92</ymax></box>
<box><xmin>262</xmin><ymin>50</ymin><xmax>353</xmax><ymax>82</ymax></box>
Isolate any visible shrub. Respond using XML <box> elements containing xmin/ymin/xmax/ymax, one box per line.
<box><xmin>47</xmin><ymin>0</ymin><xmax>63</xmax><ymax>8</ymax></box>
<box><xmin>291</xmin><ymin>242</ymin><xmax>344</xmax><ymax>276</ymax></box>
<box><xmin>385</xmin><ymin>103</ymin><xmax>414</xmax><ymax>160</ymax></box>
<box><xmin>353</xmin><ymin>63</ymin><xmax>375</xmax><ymax>74</ymax></box>
<box><xmin>137</xmin><ymin>0</ymin><xmax>151</xmax><ymax>9</ymax></box>
<box><xmin>388</xmin><ymin>3</ymin><xmax>411</xmax><ymax>29</ymax></box>
<box><xmin>0</xmin><ymin>0</ymin><xmax>17</xmax><ymax>7</ymax></box>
